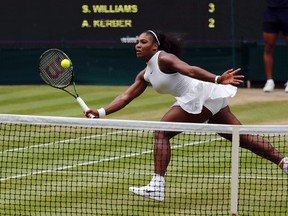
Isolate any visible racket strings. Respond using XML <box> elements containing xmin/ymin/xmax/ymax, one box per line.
<box><xmin>39</xmin><ymin>50</ymin><xmax>73</xmax><ymax>88</ymax></box>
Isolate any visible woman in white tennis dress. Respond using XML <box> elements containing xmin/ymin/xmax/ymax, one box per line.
<box><xmin>86</xmin><ymin>30</ymin><xmax>288</xmax><ymax>202</ymax></box>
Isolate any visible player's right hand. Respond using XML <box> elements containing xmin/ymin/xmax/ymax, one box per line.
<box><xmin>85</xmin><ymin>109</ymin><xmax>98</xmax><ymax>118</ymax></box>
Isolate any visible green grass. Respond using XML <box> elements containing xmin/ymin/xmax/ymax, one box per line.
<box><xmin>1</xmin><ymin>85</ymin><xmax>288</xmax><ymax>215</ymax></box>
<box><xmin>0</xmin><ymin>85</ymin><xmax>174</xmax><ymax>120</ymax></box>
<box><xmin>230</xmin><ymin>100</ymin><xmax>288</xmax><ymax>124</ymax></box>
<box><xmin>1</xmin><ymin>85</ymin><xmax>288</xmax><ymax>124</ymax></box>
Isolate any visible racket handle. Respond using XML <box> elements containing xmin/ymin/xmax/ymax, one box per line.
<box><xmin>76</xmin><ymin>97</ymin><xmax>95</xmax><ymax>118</ymax></box>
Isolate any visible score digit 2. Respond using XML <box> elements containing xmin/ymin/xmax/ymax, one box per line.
<box><xmin>208</xmin><ymin>2</ymin><xmax>216</xmax><ymax>29</ymax></box>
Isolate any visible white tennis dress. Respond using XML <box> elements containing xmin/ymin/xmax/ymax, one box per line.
<box><xmin>143</xmin><ymin>51</ymin><xmax>237</xmax><ymax>115</ymax></box>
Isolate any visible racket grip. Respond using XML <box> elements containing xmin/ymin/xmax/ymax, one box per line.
<box><xmin>76</xmin><ymin>97</ymin><xmax>95</xmax><ymax>118</ymax></box>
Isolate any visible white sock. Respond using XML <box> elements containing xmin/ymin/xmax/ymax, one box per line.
<box><xmin>267</xmin><ymin>79</ymin><xmax>274</xmax><ymax>83</ymax></box>
<box><xmin>150</xmin><ymin>174</ymin><xmax>165</xmax><ymax>186</ymax></box>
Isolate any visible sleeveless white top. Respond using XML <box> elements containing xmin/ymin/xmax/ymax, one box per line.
<box><xmin>143</xmin><ymin>51</ymin><xmax>237</xmax><ymax>114</ymax></box>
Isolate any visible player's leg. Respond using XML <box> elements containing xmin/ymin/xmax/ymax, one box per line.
<box><xmin>278</xmin><ymin>8</ymin><xmax>288</xmax><ymax>92</ymax></box>
<box><xmin>208</xmin><ymin>106</ymin><xmax>287</xmax><ymax>173</ymax></box>
<box><xmin>129</xmin><ymin>105</ymin><xmax>212</xmax><ymax>201</ymax></box>
<box><xmin>262</xmin><ymin>7</ymin><xmax>279</xmax><ymax>92</ymax></box>
<box><xmin>263</xmin><ymin>32</ymin><xmax>278</xmax><ymax>92</ymax></box>
<box><xmin>284</xmin><ymin>33</ymin><xmax>288</xmax><ymax>92</ymax></box>
<box><xmin>154</xmin><ymin>105</ymin><xmax>212</xmax><ymax>176</ymax></box>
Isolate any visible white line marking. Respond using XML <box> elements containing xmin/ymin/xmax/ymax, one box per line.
<box><xmin>0</xmin><ymin>131</ymin><xmax>122</xmax><ymax>154</ymax></box>
<box><xmin>0</xmin><ymin>138</ymin><xmax>220</xmax><ymax>181</ymax></box>
<box><xmin>57</xmin><ymin>171</ymin><xmax>288</xmax><ymax>180</ymax></box>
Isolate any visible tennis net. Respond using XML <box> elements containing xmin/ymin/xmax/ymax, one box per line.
<box><xmin>0</xmin><ymin>114</ymin><xmax>287</xmax><ymax>215</ymax></box>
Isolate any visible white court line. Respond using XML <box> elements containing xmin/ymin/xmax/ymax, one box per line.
<box><xmin>0</xmin><ymin>131</ymin><xmax>122</xmax><ymax>154</ymax></box>
<box><xmin>0</xmin><ymin>138</ymin><xmax>221</xmax><ymax>181</ymax></box>
<box><xmin>58</xmin><ymin>171</ymin><xmax>288</xmax><ymax>181</ymax></box>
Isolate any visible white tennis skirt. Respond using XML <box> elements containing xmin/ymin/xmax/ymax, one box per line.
<box><xmin>172</xmin><ymin>84</ymin><xmax>236</xmax><ymax>115</ymax></box>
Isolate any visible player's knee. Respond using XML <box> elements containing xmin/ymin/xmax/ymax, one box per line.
<box><xmin>154</xmin><ymin>130</ymin><xmax>174</xmax><ymax>141</ymax></box>
<box><xmin>264</xmin><ymin>44</ymin><xmax>275</xmax><ymax>53</ymax></box>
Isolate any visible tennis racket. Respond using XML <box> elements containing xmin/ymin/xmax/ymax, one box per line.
<box><xmin>39</xmin><ymin>48</ymin><xmax>94</xmax><ymax>117</ymax></box>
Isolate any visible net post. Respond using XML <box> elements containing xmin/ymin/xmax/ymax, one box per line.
<box><xmin>230</xmin><ymin>125</ymin><xmax>239</xmax><ymax>216</ymax></box>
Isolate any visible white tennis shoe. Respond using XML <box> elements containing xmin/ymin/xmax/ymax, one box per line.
<box><xmin>278</xmin><ymin>157</ymin><xmax>288</xmax><ymax>174</ymax></box>
<box><xmin>263</xmin><ymin>79</ymin><xmax>275</xmax><ymax>92</ymax></box>
<box><xmin>129</xmin><ymin>183</ymin><xmax>165</xmax><ymax>201</ymax></box>
<box><xmin>284</xmin><ymin>81</ymin><xmax>288</xmax><ymax>93</ymax></box>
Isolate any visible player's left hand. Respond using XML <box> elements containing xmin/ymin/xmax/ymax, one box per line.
<box><xmin>218</xmin><ymin>68</ymin><xmax>244</xmax><ymax>85</ymax></box>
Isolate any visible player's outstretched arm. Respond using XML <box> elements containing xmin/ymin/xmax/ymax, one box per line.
<box><xmin>159</xmin><ymin>52</ymin><xmax>244</xmax><ymax>85</ymax></box>
<box><xmin>85</xmin><ymin>70</ymin><xmax>148</xmax><ymax>118</ymax></box>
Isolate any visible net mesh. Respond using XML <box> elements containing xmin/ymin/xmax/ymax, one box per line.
<box><xmin>0</xmin><ymin>114</ymin><xmax>287</xmax><ymax>215</ymax></box>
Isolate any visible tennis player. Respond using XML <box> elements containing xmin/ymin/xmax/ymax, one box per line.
<box><xmin>85</xmin><ymin>30</ymin><xmax>288</xmax><ymax>201</ymax></box>
<box><xmin>262</xmin><ymin>0</ymin><xmax>288</xmax><ymax>92</ymax></box>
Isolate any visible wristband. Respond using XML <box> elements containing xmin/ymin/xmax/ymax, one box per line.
<box><xmin>97</xmin><ymin>108</ymin><xmax>106</xmax><ymax>118</ymax></box>
<box><xmin>214</xmin><ymin>75</ymin><xmax>220</xmax><ymax>84</ymax></box>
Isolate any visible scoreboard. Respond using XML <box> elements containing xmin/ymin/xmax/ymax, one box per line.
<box><xmin>0</xmin><ymin>0</ymin><xmax>265</xmax><ymax>48</ymax></box>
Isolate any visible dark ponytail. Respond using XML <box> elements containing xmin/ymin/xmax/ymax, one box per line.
<box><xmin>145</xmin><ymin>30</ymin><xmax>184</xmax><ymax>58</ymax></box>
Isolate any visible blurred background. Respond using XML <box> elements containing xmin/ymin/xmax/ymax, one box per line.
<box><xmin>0</xmin><ymin>0</ymin><xmax>287</xmax><ymax>87</ymax></box>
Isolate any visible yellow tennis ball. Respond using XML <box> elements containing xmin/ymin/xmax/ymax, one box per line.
<box><xmin>61</xmin><ymin>59</ymin><xmax>71</xmax><ymax>68</ymax></box>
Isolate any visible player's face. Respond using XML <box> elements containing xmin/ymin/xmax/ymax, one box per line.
<box><xmin>135</xmin><ymin>33</ymin><xmax>158</xmax><ymax>61</ymax></box>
